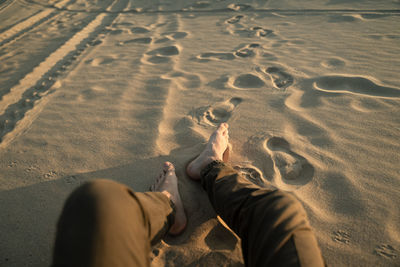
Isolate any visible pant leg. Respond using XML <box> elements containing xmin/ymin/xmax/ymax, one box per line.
<box><xmin>52</xmin><ymin>179</ymin><xmax>175</xmax><ymax>267</ymax></box>
<box><xmin>201</xmin><ymin>161</ymin><xmax>325</xmax><ymax>267</ymax></box>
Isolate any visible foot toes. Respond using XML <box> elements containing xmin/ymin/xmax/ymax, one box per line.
<box><xmin>223</xmin><ymin>130</ymin><xmax>229</xmax><ymax>137</ymax></box>
<box><xmin>163</xmin><ymin>161</ymin><xmax>175</xmax><ymax>174</ymax></box>
<box><xmin>218</xmin><ymin>123</ymin><xmax>229</xmax><ymax>132</ymax></box>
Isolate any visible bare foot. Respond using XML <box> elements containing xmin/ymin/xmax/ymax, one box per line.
<box><xmin>186</xmin><ymin>123</ymin><xmax>230</xmax><ymax>180</ymax></box>
<box><xmin>150</xmin><ymin>162</ymin><xmax>187</xmax><ymax>235</ymax></box>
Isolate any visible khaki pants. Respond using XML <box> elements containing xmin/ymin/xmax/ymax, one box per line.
<box><xmin>52</xmin><ymin>161</ymin><xmax>325</xmax><ymax>267</ymax></box>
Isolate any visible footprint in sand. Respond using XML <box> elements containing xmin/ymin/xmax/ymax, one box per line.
<box><xmin>232</xmin><ymin>73</ymin><xmax>265</xmax><ymax>89</ymax></box>
<box><xmin>196</xmin><ymin>52</ymin><xmax>235</xmax><ymax>61</ymax></box>
<box><xmin>109</xmin><ymin>29</ymin><xmax>124</xmax><ymax>35</ymax></box>
<box><xmin>227</xmin><ymin>3</ymin><xmax>252</xmax><ymax>11</ymax></box>
<box><xmin>313</xmin><ymin>75</ymin><xmax>400</xmax><ymax>98</ymax></box>
<box><xmin>266</xmin><ymin>137</ymin><xmax>314</xmax><ymax>184</ymax></box>
<box><xmin>321</xmin><ymin>58</ymin><xmax>346</xmax><ymax>69</ymax></box>
<box><xmin>78</xmin><ymin>86</ymin><xmax>106</xmax><ymax>101</ymax></box>
<box><xmin>234</xmin><ymin>48</ymin><xmax>254</xmax><ymax>58</ymax></box>
<box><xmin>207</xmin><ymin>75</ymin><xmax>230</xmax><ymax>90</ymax></box>
<box><xmin>147</xmin><ymin>46</ymin><xmax>179</xmax><ymax>56</ymax></box>
<box><xmin>191</xmin><ymin>97</ymin><xmax>242</xmax><ymax>126</ymax></box>
<box><xmin>119</xmin><ymin>37</ymin><xmax>152</xmax><ymax>45</ymax></box>
<box><xmin>234</xmin><ymin>43</ymin><xmax>260</xmax><ymax>58</ymax></box>
<box><xmin>145</xmin><ymin>45</ymin><xmax>179</xmax><ymax>64</ymax></box>
<box><xmin>233</xmin><ymin>27</ymin><xmax>275</xmax><ymax>39</ymax></box>
<box><xmin>332</xmin><ymin>230</ymin><xmax>350</xmax><ymax>244</ymax></box>
<box><xmin>374</xmin><ymin>244</ymin><xmax>397</xmax><ymax>259</ymax></box>
<box><xmin>162</xmin><ymin>31</ymin><xmax>188</xmax><ymax>40</ymax></box>
<box><xmin>264</xmin><ymin>66</ymin><xmax>294</xmax><ymax>89</ymax></box>
<box><xmin>87</xmin><ymin>56</ymin><xmax>115</xmax><ymax>66</ymax></box>
<box><xmin>154</xmin><ymin>37</ymin><xmax>171</xmax><ymax>44</ymax></box>
<box><xmin>250</xmin><ymin>26</ymin><xmax>275</xmax><ymax>38</ymax></box>
<box><xmin>130</xmin><ymin>27</ymin><xmax>150</xmax><ymax>34</ymax></box>
<box><xmin>225</xmin><ymin>15</ymin><xmax>244</xmax><ymax>24</ymax></box>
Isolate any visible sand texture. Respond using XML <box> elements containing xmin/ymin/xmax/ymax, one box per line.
<box><xmin>1</xmin><ymin>0</ymin><xmax>400</xmax><ymax>266</ymax></box>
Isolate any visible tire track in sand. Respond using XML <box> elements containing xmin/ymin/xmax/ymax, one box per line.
<box><xmin>0</xmin><ymin>0</ymin><xmax>128</xmax><ymax>148</ymax></box>
<box><xmin>0</xmin><ymin>0</ymin><xmax>74</xmax><ymax>47</ymax></box>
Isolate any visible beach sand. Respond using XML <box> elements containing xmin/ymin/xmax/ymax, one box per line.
<box><xmin>0</xmin><ymin>0</ymin><xmax>399</xmax><ymax>266</ymax></box>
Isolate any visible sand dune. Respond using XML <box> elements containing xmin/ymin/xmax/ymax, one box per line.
<box><xmin>1</xmin><ymin>0</ymin><xmax>399</xmax><ymax>266</ymax></box>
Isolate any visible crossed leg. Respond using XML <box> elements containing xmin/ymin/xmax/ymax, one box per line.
<box><xmin>187</xmin><ymin>123</ymin><xmax>325</xmax><ymax>267</ymax></box>
<box><xmin>52</xmin><ymin>123</ymin><xmax>324</xmax><ymax>267</ymax></box>
<box><xmin>52</xmin><ymin>163</ymin><xmax>186</xmax><ymax>267</ymax></box>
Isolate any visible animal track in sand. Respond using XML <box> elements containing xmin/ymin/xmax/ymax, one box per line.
<box><xmin>266</xmin><ymin>137</ymin><xmax>314</xmax><ymax>184</ymax></box>
<box><xmin>374</xmin><ymin>244</ymin><xmax>397</xmax><ymax>259</ymax></box>
<box><xmin>233</xmin><ymin>73</ymin><xmax>265</xmax><ymax>89</ymax></box>
<box><xmin>191</xmin><ymin>97</ymin><xmax>242</xmax><ymax>126</ymax></box>
<box><xmin>264</xmin><ymin>66</ymin><xmax>294</xmax><ymax>89</ymax></box>
<box><xmin>313</xmin><ymin>75</ymin><xmax>400</xmax><ymax>98</ymax></box>
<box><xmin>332</xmin><ymin>230</ymin><xmax>350</xmax><ymax>244</ymax></box>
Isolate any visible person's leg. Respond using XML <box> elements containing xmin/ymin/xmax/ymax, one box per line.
<box><xmin>52</xmin><ymin>162</ymin><xmax>186</xmax><ymax>267</ymax></box>
<box><xmin>187</xmin><ymin>123</ymin><xmax>324</xmax><ymax>267</ymax></box>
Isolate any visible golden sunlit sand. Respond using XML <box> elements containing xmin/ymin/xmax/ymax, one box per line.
<box><xmin>0</xmin><ymin>0</ymin><xmax>399</xmax><ymax>266</ymax></box>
